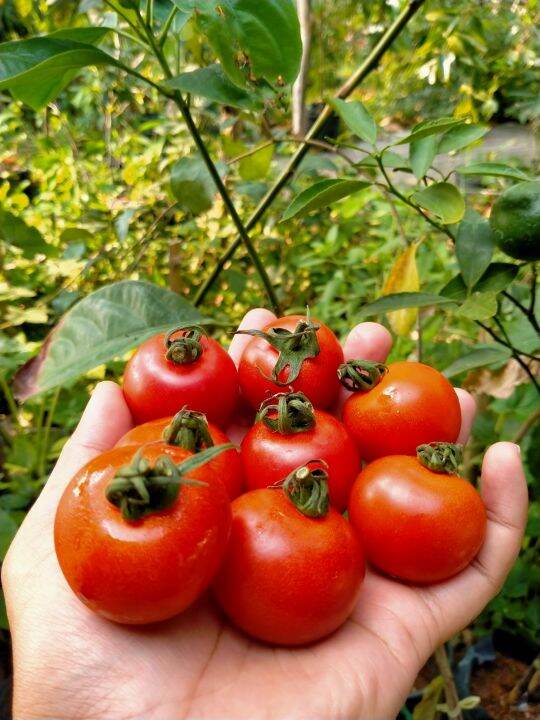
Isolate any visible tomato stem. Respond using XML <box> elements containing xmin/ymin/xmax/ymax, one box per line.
<box><xmin>164</xmin><ymin>324</ymin><xmax>207</xmax><ymax>364</ymax></box>
<box><xmin>417</xmin><ymin>442</ymin><xmax>463</xmax><ymax>475</ymax></box>
<box><xmin>282</xmin><ymin>461</ymin><xmax>330</xmax><ymax>518</ymax></box>
<box><xmin>163</xmin><ymin>408</ymin><xmax>214</xmax><ymax>452</ymax></box>
<box><xmin>337</xmin><ymin>359</ymin><xmax>388</xmax><ymax>392</ymax></box>
<box><xmin>256</xmin><ymin>391</ymin><xmax>315</xmax><ymax>434</ymax></box>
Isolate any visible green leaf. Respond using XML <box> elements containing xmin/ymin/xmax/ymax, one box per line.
<box><xmin>455</xmin><ymin>162</ymin><xmax>529</xmax><ymax>181</ymax></box>
<box><xmin>409</xmin><ymin>135</ymin><xmax>438</xmax><ymax>179</ymax></box>
<box><xmin>239</xmin><ymin>143</ymin><xmax>274</xmax><ymax>181</ymax></box>
<box><xmin>456</xmin><ymin>210</ymin><xmax>494</xmax><ymax>287</ymax></box>
<box><xmin>281</xmin><ymin>179</ymin><xmax>370</xmax><ymax>221</ymax></box>
<box><xmin>12</xmin><ymin>281</ymin><xmax>204</xmax><ymax>401</ymax></box>
<box><xmin>394</xmin><ymin>117</ymin><xmax>464</xmax><ymax>146</ymax></box>
<box><xmin>413</xmin><ymin>676</ymin><xmax>444</xmax><ymax>720</ymax></box>
<box><xmin>165</xmin><ymin>64</ymin><xmax>263</xmax><ymax>111</ymax></box>
<box><xmin>173</xmin><ymin>0</ymin><xmax>301</xmax><ymax>88</ymax></box>
<box><xmin>437</xmin><ymin>124</ymin><xmax>489</xmax><ymax>154</ymax></box>
<box><xmin>359</xmin><ymin>292</ymin><xmax>455</xmax><ymax>318</ymax></box>
<box><xmin>476</xmin><ymin>263</ymin><xmax>520</xmax><ymax>293</ymax></box>
<box><xmin>458</xmin><ymin>291</ymin><xmax>498</xmax><ymax>320</ymax></box>
<box><xmin>0</xmin><ymin>509</ymin><xmax>18</xmax><ymax>559</ymax></box>
<box><xmin>0</xmin><ymin>209</ymin><xmax>53</xmax><ymax>258</ymax></box>
<box><xmin>358</xmin><ymin>151</ymin><xmax>408</xmax><ymax>170</ymax></box>
<box><xmin>329</xmin><ymin>98</ymin><xmax>377</xmax><ymax>145</ymax></box>
<box><xmin>0</xmin><ymin>30</ymin><xmax>117</xmax><ymax>110</ymax></box>
<box><xmin>443</xmin><ymin>346</ymin><xmax>512</xmax><ymax>377</ymax></box>
<box><xmin>170</xmin><ymin>156</ymin><xmax>223</xmax><ymax>214</ymax></box>
<box><xmin>412</xmin><ymin>182</ymin><xmax>465</xmax><ymax>224</ymax></box>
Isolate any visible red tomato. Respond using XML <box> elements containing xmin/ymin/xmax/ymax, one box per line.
<box><xmin>116</xmin><ymin>413</ymin><xmax>244</xmax><ymax>500</ymax></box>
<box><xmin>241</xmin><ymin>397</ymin><xmax>359</xmax><ymax>511</ymax></box>
<box><xmin>342</xmin><ymin>361</ymin><xmax>461</xmax><ymax>461</ymax></box>
<box><xmin>213</xmin><ymin>473</ymin><xmax>365</xmax><ymax>645</ymax></box>
<box><xmin>55</xmin><ymin>443</ymin><xmax>231</xmax><ymax>624</ymax></box>
<box><xmin>238</xmin><ymin>315</ymin><xmax>343</xmax><ymax>410</ymax></box>
<box><xmin>123</xmin><ymin>327</ymin><xmax>238</xmax><ymax>427</ymax></box>
<box><xmin>348</xmin><ymin>454</ymin><xmax>486</xmax><ymax>584</ymax></box>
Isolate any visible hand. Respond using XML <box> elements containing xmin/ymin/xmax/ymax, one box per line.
<box><xmin>3</xmin><ymin>310</ymin><xmax>528</xmax><ymax>720</ymax></box>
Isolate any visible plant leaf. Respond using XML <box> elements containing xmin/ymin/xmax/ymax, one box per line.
<box><xmin>413</xmin><ymin>676</ymin><xmax>444</xmax><ymax>720</ymax></box>
<box><xmin>13</xmin><ymin>281</ymin><xmax>204</xmax><ymax>401</ymax></box>
<box><xmin>0</xmin><ymin>209</ymin><xmax>53</xmax><ymax>258</ymax></box>
<box><xmin>170</xmin><ymin>156</ymin><xmax>225</xmax><ymax>214</ymax></box>
<box><xmin>281</xmin><ymin>179</ymin><xmax>370</xmax><ymax>221</ymax></box>
<box><xmin>412</xmin><ymin>182</ymin><xmax>465</xmax><ymax>224</ymax></box>
<box><xmin>437</xmin><ymin>124</ymin><xmax>489</xmax><ymax>154</ymax></box>
<box><xmin>409</xmin><ymin>135</ymin><xmax>438</xmax><ymax>179</ymax></box>
<box><xmin>394</xmin><ymin>117</ymin><xmax>464</xmax><ymax>146</ymax></box>
<box><xmin>456</xmin><ymin>210</ymin><xmax>494</xmax><ymax>287</ymax></box>
<box><xmin>455</xmin><ymin>162</ymin><xmax>529</xmax><ymax>181</ymax></box>
<box><xmin>165</xmin><ymin>64</ymin><xmax>264</xmax><ymax>110</ymax></box>
<box><xmin>381</xmin><ymin>243</ymin><xmax>420</xmax><ymax>335</ymax></box>
<box><xmin>360</xmin><ymin>292</ymin><xmax>455</xmax><ymax>319</ymax></box>
<box><xmin>443</xmin><ymin>347</ymin><xmax>512</xmax><ymax>377</ymax></box>
<box><xmin>476</xmin><ymin>263</ymin><xmax>519</xmax><ymax>293</ymax></box>
<box><xmin>239</xmin><ymin>143</ymin><xmax>274</xmax><ymax>181</ymax></box>
<box><xmin>458</xmin><ymin>291</ymin><xmax>498</xmax><ymax>320</ymax></box>
<box><xmin>329</xmin><ymin>98</ymin><xmax>377</xmax><ymax>145</ymax></box>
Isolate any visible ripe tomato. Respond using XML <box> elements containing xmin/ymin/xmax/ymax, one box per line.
<box><xmin>348</xmin><ymin>449</ymin><xmax>486</xmax><ymax>584</ymax></box>
<box><xmin>55</xmin><ymin>443</ymin><xmax>231</xmax><ymax>624</ymax></box>
<box><xmin>213</xmin><ymin>464</ymin><xmax>365</xmax><ymax>645</ymax></box>
<box><xmin>241</xmin><ymin>392</ymin><xmax>359</xmax><ymax>511</ymax></box>
<box><xmin>238</xmin><ymin>314</ymin><xmax>343</xmax><ymax>411</ymax></box>
<box><xmin>116</xmin><ymin>409</ymin><xmax>244</xmax><ymax>500</ymax></box>
<box><xmin>341</xmin><ymin>361</ymin><xmax>461</xmax><ymax>460</ymax></box>
<box><xmin>123</xmin><ymin>325</ymin><xmax>238</xmax><ymax>427</ymax></box>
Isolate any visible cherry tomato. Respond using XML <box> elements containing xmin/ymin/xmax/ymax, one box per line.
<box><xmin>238</xmin><ymin>314</ymin><xmax>343</xmax><ymax>411</ymax></box>
<box><xmin>214</xmin><ymin>464</ymin><xmax>365</xmax><ymax>645</ymax></box>
<box><xmin>341</xmin><ymin>361</ymin><xmax>461</xmax><ymax>461</ymax></box>
<box><xmin>116</xmin><ymin>411</ymin><xmax>244</xmax><ymax>500</ymax></box>
<box><xmin>348</xmin><ymin>451</ymin><xmax>486</xmax><ymax>584</ymax></box>
<box><xmin>123</xmin><ymin>325</ymin><xmax>238</xmax><ymax>427</ymax></box>
<box><xmin>241</xmin><ymin>392</ymin><xmax>359</xmax><ymax>511</ymax></box>
<box><xmin>55</xmin><ymin>443</ymin><xmax>231</xmax><ymax>624</ymax></box>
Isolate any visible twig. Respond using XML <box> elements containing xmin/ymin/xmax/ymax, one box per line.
<box><xmin>434</xmin><ymin>645</ymin><xmax>464</xmax><ymax>720</ymax></box>
<box><xmin>477</xmin><ymin>321</ymin><xmax>539</xmax><ymax>392</ymax></box>
<box><xmin>502</xmin><ymin>289</ymin><xmax>540</xmax><ymax>334</ymax></box>
<box><xmin>512</xmin><ymin>408</ymin><xmax>540</xmax><ymax>444</ymax></box>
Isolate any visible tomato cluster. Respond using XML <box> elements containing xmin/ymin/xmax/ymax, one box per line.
<box><xmin>55</xmin><ymin>315</ymin><xmax>486</xmax><ymax>645</ymax></box>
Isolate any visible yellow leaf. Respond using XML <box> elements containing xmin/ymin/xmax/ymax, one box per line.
<box><xmin>381</xmin><ymin>243</ymin><xmax>419</xmax><ymax>336</ymax></box>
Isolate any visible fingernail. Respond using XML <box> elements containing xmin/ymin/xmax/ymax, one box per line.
<box><xmin>513</xmin><ymin>443</ymin><xmax>521</xmax><ymax>457</ymax></box>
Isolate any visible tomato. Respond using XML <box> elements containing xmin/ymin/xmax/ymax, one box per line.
<box><xmin>123</xmin><ymin>325</ymin><xmax>239</xmax><ymax>427</ymax></box>
<box><xmin>341</xmin><ymin>360</ymin><xmax>461</xmax><ymax>461</ymax></box>
<box><xmin>213</xmin><ymin>464</ymin><xmax>365</xmax><ymax>645</ymax></box>
<box><xmin>55</xmin><ymin>443</ymin><xmax>231</xmax><ymax>624</ymax></box>
<box><xmin>348</xmin><ymin>448</ymin><xmax>486</xmax><ymax>584</ymax></box>
<box><xmin>241</xmin><ymin>392</ymin><xmax>359</xmax><ymax>511</ymax></box>
<box><xmin>238</xmin><ymin>314</ymin><xmax>343</xmax><ymax>411</ymax></box>
<box><xmin>116</xmin><ymin>409</ymin><xmax>244</xmax><ymax>500</ymax></box>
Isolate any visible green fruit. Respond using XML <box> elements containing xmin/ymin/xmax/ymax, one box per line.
<box><xmin>489</xmin><ymin>180</ymin><xmax>540</xmax><ymax>261</ymax></box>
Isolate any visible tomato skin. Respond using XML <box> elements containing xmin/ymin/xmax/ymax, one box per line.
<box><xmin>348</xmin><ymin>455</ymin><xmax>486</xmax><ymax>584</ymax></box>
<box><xmin>115</xmin><ymin>417</ymin><xmax>244</xmax><ymax>500</ymax></box>
<box><xmin>123</xmin><ymin>333</ymin><xmax>239</xmax><ymax>427</ymax></box>
<box><xmin>54</xmin><ymin>444</ymin><xmax>231</xmax><ymax>624</ymax></box>
<box><xmin>238</xmin><ymin>315</ymin><xmax>343</xmax><ymax>410</ymax></box>
<box><xmin>213</xmin><ymin>489</ymin><xmax>365</xmax><ymax>645</ymax></box>
<box><xmin>241</xmin><ymin>410</ymin><xmax>360</xmax><ymax>511</ymax></box>
<box><xmin>342</xmin><ymin>361</ymin><xmax>461</xmax><ymax>461</ymax></box>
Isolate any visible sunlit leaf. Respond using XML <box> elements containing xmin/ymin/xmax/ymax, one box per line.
<box><xmin>458</xmin><ymin>291</ymin><xmax>498</xmax><ymax>320</ymax></box>
<box><xmin>394</xmin><ymin>117</ymin><xmax>464</xmax><ymax>146</ymax></box>
<box><xmin>282</xmin><ymin>179</ymin><xmax>370</xmax><ymax>221</ymax></box>
<box><xmin>329</xmin><ymin>98</ymin><xmax>377</xmax><ymax>145</ymax></box>
<box><xmin>239</xmin><ymin>143</ymin><xmax>274</xmax><ymax>181</ymax></box>
<box><xmin>381</xmin><ymin>243</ymin><xmax>420</xmax><ymax>335</ymax></box>
<box><xmin>455</xmin><ymin>162</ymin><xmax>529</xmax><ymax>181</ymax></box>
<box><xmin>165</xmin><ymin>64</ymin><xmax>264</xmax><ymax>110</ymax></box>
<box><xmin>412</xmin><ymin>182</ymin><xmax>465</xmax><ymax>224</ymax></box>
<box><xmin>437</xmin><ymin>124</ymin><xmax>489</xmax><ymax>154</ymax></box>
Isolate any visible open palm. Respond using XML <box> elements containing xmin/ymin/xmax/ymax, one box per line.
<box><xmin>3</xmin><ymin>310</ymin><xmax>528</xmax><ymax>720</ymax></box>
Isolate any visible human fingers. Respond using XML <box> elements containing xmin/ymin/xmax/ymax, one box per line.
<box><xmin>228</xmin><ymin>308</ymin><xmax>276</xmax><ymax>367</ymax></box>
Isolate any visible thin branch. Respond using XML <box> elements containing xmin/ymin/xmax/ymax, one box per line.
<box><xmin>146</xmin><ymin>0</ymin><xmax>154</xmax><ymax>28</ymax></box>
<box><xmin>477</xmin><ymin>321</ymin><xmax>539</xmax><ymax>392</ymax></box>
<box><xmin>226</xmin><ymin>140</ymin><xmax>275</xmax><ymax>165</ymax></box>
<box><xmin>434</xmin><ymin>645</ymin><xmax>464</xmax><ymax>720</ymax></box>
<box><xmin>158</xmin><ymin>6</ymin><xmax>179</xmax><ymax>46</ymax></box>
<box><xmin>503</xmin><ymin>289</ymin><xmax>540</xmax><ymax>334</ymax></box>
<box><xmin>512</xmin><ymin>408</ymin><xmax>540</xmax><ymax>445</ymax></box>
<box><xmin>194</xmin><ymin>0</ymin><xmax>428</xmax><ymax>305</ymax></box>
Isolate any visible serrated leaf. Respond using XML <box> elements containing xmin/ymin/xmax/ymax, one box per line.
<box><xmin>412</xmin><ymin>182</ymin><xmax>465</xmax><ymax>224</ymax></box>
<box><xmin>170</xmin><ymin>156</ymin><xmax>222</xmax><ymax>214</ymax></box>
<box><xmin>329</xmin><ymin>98</ymin><xmax>377</xmax><ymax>145</ymax></box>
<box><xmin>165</xmin><ymin>64</ymin><xmax>264</xmax><ymax>111</ymax></box>
<box><xmin>410</xmin><ymin>135</ymin><xmax>438</xmax><ymax>179</ymax></box>
<box><xmin>437</xmin><ymin>124</ymin><xmax>488</xmax><ymax>154</ymax></box>
<box><xmin>360</xmin><ymin>292</ymin><xmax>454</xmax><ymax>318</ymax></box>
<box><xmin>394</xmin><ymin>117</ymin><xmax>465</xmax><ymax>146</ymax></box>
<box><xmin>12</xmin><ymin>281</ymin><xmax>204</xmax><ymax>401</ymax></box>
<box><xmin>455</xmin><ymin>162</ymin><xmax>529</xmax><ymax>181</ymax></box>
<box><xmin>281</xmin><ymin>179</ymin><xmax>370</xmax><ymax>221</ymax></box>
<box><xmin>456</xmin><ymin>210</ymin><xmax>494</xmax><ymax>287</ymax></box>
<box><xmin>443</xmin><ymin>347</ymin><xmax>511</xmax><ymax>377</ymax></box>
<box><xmin>381</xmin><ymin>243</ymin><xmax>420</xmax><ymax>335</ymax></box>
<box><xmin>458</xmin><ymin>291</ymin><xmax>498</xmax><ymax>320</ymax></box>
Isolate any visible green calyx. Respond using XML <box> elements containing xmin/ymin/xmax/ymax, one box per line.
<box><xmin>256</xmin><ymin>391</ymin><xmax>315</xmax><ymax>434</ymax></box>
<box><xmin>164</xmin><ymin>324</ymin><xmax>207</xmax><ymax>364</ymax></box>
<box><xmin>282</xmin><ymin>461</ymin><xmax>330</xmax><ymax>518</ymax></box>
<box><xmin>236</xmin><ymin>312</ymin><xmax>320</xmax><ymax>385</ymax></box>
<box><xmin>106</xmin><ymin>443</ymin><xmax>234</xmax><ymax>522</ymax></box>
<box><xmin>162</xmin><ymin>408</ymin><xmax>214</xmax><ymax>452</ymax></box>
<box><xmin>417</xmin><ymin>442</ymin><xmax>463</xmax><ymax>475</ymax></box>
<box><xmin>337</xmin><ymin>359</ymin><xmax>388</xmax><ymax>392</ymax></box>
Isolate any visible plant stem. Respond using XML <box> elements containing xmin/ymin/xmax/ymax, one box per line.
<box><xmin>38</xmin><ymin>388</ymin><xmax>60</xmax><ymax>479</ymax></box>
<box><xmin>512</xmin><ymin>407</ymin><xmax>540</xmax><ymax>445</ymax></box>
<box><xmin>145</xmin><ymin>0</ymin><xmax>154</xmax><ymax>28</ymax></box>
<box><xmin>434</xmin><ymin>644</ymin><xmax>464</xmax><ymax>720</ymax></box>
<box><xmin>194</xmin><ymin>0</ymin><xmax>428</xmax><ymax>305</ymax></box>
<box><xmin>477</xmin><ymin>321</ymin><xmax>539</xmax><ymax>392</ymax></box>
<box><xmin>502</xmin><ymin>289</ymin><xmax>540</xmax><ymax>334</ymax></box>
<box><xmin>0</xmin><ymin>374</ymin><xmax>21</xmax><ymax>427</ymax></box>
<box><xmin>158</xmin><ymin>6</ymin><xmax>179</xmax><ymax>46</ymax></box>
